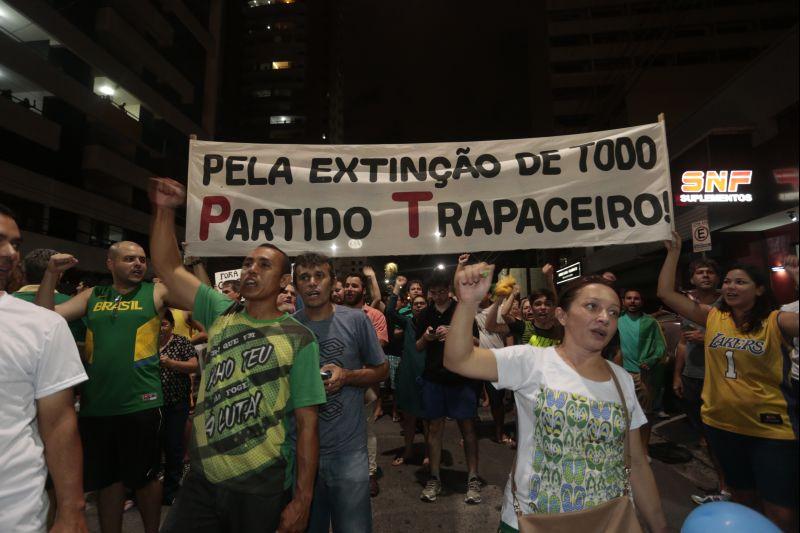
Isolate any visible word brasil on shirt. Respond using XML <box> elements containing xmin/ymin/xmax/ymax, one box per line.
<box><xmin>92</xmin><ymin>300</ymin><xmax>144</xmax><ymax>312</ymax></box>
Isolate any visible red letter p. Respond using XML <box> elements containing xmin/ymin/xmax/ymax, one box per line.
<box><xmin>199</xmin><ymin>196</ymin><xmax>231</xmax><ymax>240</ymax></box>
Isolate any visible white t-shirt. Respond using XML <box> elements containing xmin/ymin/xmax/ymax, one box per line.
<box><xmin>475</xmin><ymin>307</ymin><xmax>506</xmax><ymax>350</ymax></box>
<box><xmin>491</xmin><ymin>345</ymin><xmax>647</xmax><ymax>528</ymax></box>
<box><xmin>0</xmin><ymin>293</ymin><xmax>88</xmax><ymax>532</ymax></box>
<box><xmin>780</xmin><ymin>300</ymin><xmax>798</xmax><ymax>381</ymax></box>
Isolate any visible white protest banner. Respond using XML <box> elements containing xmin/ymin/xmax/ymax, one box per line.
<box><xmin>185</xmin><ymin>122</ymin><xmax>674</xmax><ymax>257</ymax></box>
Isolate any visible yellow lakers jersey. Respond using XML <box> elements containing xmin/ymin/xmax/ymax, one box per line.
<box><xmin>702</xmin><ymin>308</ymin><xmax>795</xmax><ymax>440</ymax></box>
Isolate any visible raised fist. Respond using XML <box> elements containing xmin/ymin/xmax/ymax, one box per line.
<box><xmin>47</xmin><ymin>253</ymin><xmax>78</xmax><ymax>274</ymax></box>
<box><xmin>455</xmin><ymin>262</ymin><xmax>494</xmax><ymax>305</ymax></box>
<box><xmin>148</xmin><ymin>177</ymin><xmax>186</xmax><ymax>209</ymax></box>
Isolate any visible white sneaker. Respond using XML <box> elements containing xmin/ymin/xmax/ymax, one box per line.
<box><xmin>464</xmin><ymin>477</ymin><xmax>482</xmax><ymax>504</ymax></box>
<box><xmin>420</xmin><ymin>478</ymin><xmax>442</xmax><ymax>502</ymax></box>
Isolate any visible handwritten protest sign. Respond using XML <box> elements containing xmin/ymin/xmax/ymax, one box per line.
<box><xmin>185</xmin><ymin>122</ymin><xmax>673</xmax><ymax>257</ymax></box>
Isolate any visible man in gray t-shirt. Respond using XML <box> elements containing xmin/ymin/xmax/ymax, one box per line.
<box><xmin>293</xmin><ymin>253</ymin><xmax>388</xmax><ymax>533</ymax></box>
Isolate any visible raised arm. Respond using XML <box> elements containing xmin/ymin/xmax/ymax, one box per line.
<box><xmin>149</xmin><ymin>178</ymin><xmax>201</xmax><ymax>312</ymax></box>
<box><xmin>778</xmin><ymin>254</ymin><xmax>799</xmax><ymax>337</ymax></box>
<box><xmin>485</xmin><ymin>295</ymin><xmax>509</xmax><ymax>334</ymax></box>
<box><xmin>656</xmin><ymin>231</ymin><xmax>710</xmax><ymax>326</ymax></box>
<box><xmin>35</xmin><ymin>254</ymin><xmax>90</xmax><ymax>322</ymax></box>
<box><xmin>542</xmin><ymin>263</ymin><xmax>558</xmax><ymax>306</ymax></box>
<box><xmin>386</xmin><ymin>276</ymin><xmax>406</xmax><ymax>324</ymax></box>
<box><xmin>444</xmin><ymin>262</ymin><xmax>499</xmax><ymax>381</ymax></box>
<box><xmin>362</xmin><ymin>265</ymin><xmax>385</xmax><ymax>312</ymax></box>
<box><xmin>498</xmin><ymin>290</ymin><xmax>517</xmax><ymax>323</ymax></box>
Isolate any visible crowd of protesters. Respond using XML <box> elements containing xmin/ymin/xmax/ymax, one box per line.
<box><xmin>0</xmin><ymin>177</ymin><xmax>798</xmax><ymax>533</ymax></box>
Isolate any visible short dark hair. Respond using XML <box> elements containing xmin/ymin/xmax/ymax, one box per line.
<box><xmin>256</xmin><ymin>243</ymin><xmax>291</xmax><ymax>275</ymax></box>
<box><xmin>426</xmin><ymin>271</ymin><xmax>451</xmax><ymax>290</ymax></box>
<box><xmin>293</xmin><ymin>252</ymin><xmax>336</xmax><ymax>285</ymax></box>
<box><xmin>408</xmin><ymin>279</ymin><xmax>424</xmax><ymax>290</ymax></box>
<box><xmin>162</xmin><ymin>308</ymin><xmax>175</xmax><ymax>325</ymax></box>
<box><xmin>345</xmin><ymin>272</ymin><xmax>367</xmax><ymax>288</ymax></box>
<box><xmin>528</xmin><ymin>288</ymin><xmax>555</xmax><ymax>304</ymax></box>
<box><xmin>23</xmin><ymin>248</ymin><xmax>58</xmax><ymax>285</ymax></box>
<box><xmin>0</xmin><ymin>203</ymin><xmax>17</xmax><ymax>222</ymax></box>
<box><xmin>688</xmin><ymin>258</ymin><xmax>720</xmax><ymax>277</ymax></box>
<box><xmin>622</xmin><ymin>288</ymin><xmax>642</xmax><ymax>299</ymax></box>
<box><xmin>221</xmin><ymin>279</ymin><xmax>241</xmax><ymax>291</ymax></box>
<box><xmin>558</xmin><ymin>275</ymin><xmax>618</xmax><ymax>311</ymax></box>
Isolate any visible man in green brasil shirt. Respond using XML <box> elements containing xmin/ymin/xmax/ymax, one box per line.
<box><xmin>149</xmin><ymin>177</ymin><xmax>325</xmax><ymax>533</ymax></box>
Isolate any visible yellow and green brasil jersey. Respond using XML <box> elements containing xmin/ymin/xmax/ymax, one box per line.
<box><xmin>82</xmin><ymin>282</ymin><xmax>162</xmax><ymax>416</ymax></box>
<box><xmin>192</xmin><ymin>284</ymin><xmax>325</xmax><ymax>495</ymax></box>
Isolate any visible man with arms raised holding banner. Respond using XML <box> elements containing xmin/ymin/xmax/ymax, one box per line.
<box><xmin>149</xmin><ymin>177</ymin><xmax>326</xmax><ymax>533</ymax></box>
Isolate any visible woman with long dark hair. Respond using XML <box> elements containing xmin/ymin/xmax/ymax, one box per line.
<box><xmin>445</xmin><ymin>264</ymin><xmax>667</xmax><ymax>533</ymax></box>
<box><xmin>657</xmin><ymin>232</ymin><xmax>798</xmax><ymax>531</ymax></box>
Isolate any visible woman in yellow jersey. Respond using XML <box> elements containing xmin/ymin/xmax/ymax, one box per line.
<box><xmin>657</xmin><ymin>231</ymin><xmax>799</xmax><ymax>532</ymax></box>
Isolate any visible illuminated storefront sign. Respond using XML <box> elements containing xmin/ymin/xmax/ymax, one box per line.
<box><xmin>556</xmin><ymin>261</ymin><xmax>582</xmax><ymax>285</ymax></box>
<box><xmin>679</xmin><ymin>170</ymin><xmax>753</xmax><ymax>203</ymax></box>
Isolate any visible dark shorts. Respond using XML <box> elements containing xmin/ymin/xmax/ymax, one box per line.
<box><xmin>680</xmin><ymin>375</ymin><xmax>704</xmax><ymax>432</ymax></box>
<box><xmin>79</xmin><ymin>408</ymin><xmax>162</xmax><ymax>491</ymax></box>
<box><xmin>161</xmin><ymin>470</ymin><xmax>290</xmax><ymax>533</ymax></box>
<box><xmin>703</xmin><ymin>424</ymin><xmax>799</xmax><ymax>508</ymax></box>
<box><xmin>421</xmin><ymin>378</ymin><xmax>477</xmax><ymax>420</ymax></box>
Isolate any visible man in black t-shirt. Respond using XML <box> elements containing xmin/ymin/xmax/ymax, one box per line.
<box><xmin>415</xmin><ymin>272</ymin><xmax>482</xmax><ymax>505</ymax></box>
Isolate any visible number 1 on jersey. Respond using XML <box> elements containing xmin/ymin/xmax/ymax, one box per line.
<box><xmin>724</xmin><ymin>350</ymin><xmax>737</xmax><ymax>379</ymax></box>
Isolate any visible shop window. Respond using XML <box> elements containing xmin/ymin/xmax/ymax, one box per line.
<box><xmin>270</xmin><ymin>115</ymin><xmax>304</xmax><ymax>125</ymax></box>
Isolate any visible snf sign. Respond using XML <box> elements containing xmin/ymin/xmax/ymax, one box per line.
<box><xmin>679</xmin><ymin>170</ymin><xmax>753</xmax><ymax>203</ymax></box>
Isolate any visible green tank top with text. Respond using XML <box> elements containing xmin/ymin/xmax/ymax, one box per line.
<box><xmin>81</xmin><ymin>282</ymin><xmax>163</xmax><ymax>416</ymax></box>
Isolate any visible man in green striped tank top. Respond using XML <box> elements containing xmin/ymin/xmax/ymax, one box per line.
<box><xmin>149</xmin><ymin>177</ymin><xmax>326</xmax><ymax>533</ymax></box>
<box><xmin>36</xmin><ymin>240</ymin><xmax>172</xmax><ymax>533</ymax></box>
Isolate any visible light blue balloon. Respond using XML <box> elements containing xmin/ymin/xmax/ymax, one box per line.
<box><xmin>682</xmin><ymin>502</ymin><xmax>781</xmax><ymax>533</ymax></box>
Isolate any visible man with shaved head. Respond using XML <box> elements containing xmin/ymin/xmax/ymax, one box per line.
<box><xmin>35</xmin><ymin>239</ymin><xmax>170</xmax><ymax>533</ymax></box>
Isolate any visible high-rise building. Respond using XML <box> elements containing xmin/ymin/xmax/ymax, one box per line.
<box><xmin>216</xmin><ymin>0</ymin><xmax>331</xmax><ymax>144</ymax></box>
<box><xmin>0</xmin><ymin>0</ymin><xmax>222</xmax><ymax>271</ymax></box>
<box><xmin>544</xmin><ymin>0</ymin><xmax>798</xmax><ymax>134</ymax></box>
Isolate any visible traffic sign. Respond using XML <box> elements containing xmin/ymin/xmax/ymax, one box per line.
<box><xmin>691</xmin><ymin>220</ymin><xmax>712</xmax><ymax>252</ymax></box>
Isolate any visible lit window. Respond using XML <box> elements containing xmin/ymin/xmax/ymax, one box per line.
<box><xmin>272</xmin><ymin>61</ymin><xmax>291</xmax><ymax>70</ymax></box>
<box><xmin>269</xmin><ymin>115</ymin><xmax>304</xmax><ymax>125</ymax></box>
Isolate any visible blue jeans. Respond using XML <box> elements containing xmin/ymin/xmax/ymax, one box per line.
<box><xmin>307</xmin><ymin>448</ymin><xmax>372</xmax><ymax>533</ymax></box>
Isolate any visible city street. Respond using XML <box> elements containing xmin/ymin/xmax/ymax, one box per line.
<box><xmin>90</xmin><ymin>403</ymin><xmax>716</xmax><ymax>532</ymax></box>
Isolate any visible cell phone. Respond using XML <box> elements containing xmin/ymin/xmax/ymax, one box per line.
<box><xmin>321</xmin><ymin>370</ymin><xmax>332</xmax><ymax>381</ymax></box>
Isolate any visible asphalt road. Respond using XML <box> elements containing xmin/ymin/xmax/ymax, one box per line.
<box><xmin>87</xmin><ymin>406</ymin><xmax>714</xmax><ymax>532</ymax></box>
